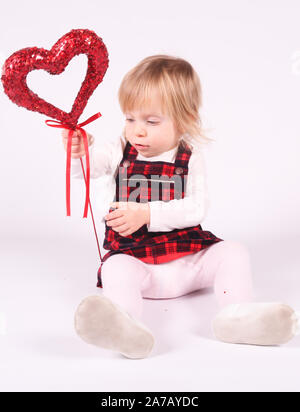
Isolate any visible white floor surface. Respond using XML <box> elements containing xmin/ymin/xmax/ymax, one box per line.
<box><xmin>1</xmin><ymin>234</ymin><xmax>299</xmax><ymax>392</ymax></box>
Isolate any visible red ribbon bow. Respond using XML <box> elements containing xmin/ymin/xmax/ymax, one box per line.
<box><xmin>45</xmin><ymin>112</ymin><xmax>102</xmax><ymax>218</ymax></box>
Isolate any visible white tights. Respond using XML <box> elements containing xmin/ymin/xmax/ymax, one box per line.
<box><xmin>101</xmin><ymin>240</ymin><xmax>254</xmax><ymax>321</ymax></box>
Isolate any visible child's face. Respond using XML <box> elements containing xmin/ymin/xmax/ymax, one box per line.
<box><xmin>124</xmin><ymin>92</ymin><xmax>181</xmax><ymax>157</ymax></box>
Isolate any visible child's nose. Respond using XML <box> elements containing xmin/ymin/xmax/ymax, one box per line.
<box><xmin>134</xmin><ymin>124</ymin><xmax>146</xmax><ymax>136</ymax></box>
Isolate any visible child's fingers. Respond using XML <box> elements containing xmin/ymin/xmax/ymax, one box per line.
<box><xmin>62</xmin><ymin>129</ymin><xmax>93</xmax><ymax>142</ymax></box>
<box><xmin>63</xmin><ymin>135</ymin><xmax>81</xmax><ymax>145</ymax></box>
<box><xmin>62</xmin><ymin>130</ymin><xmax>94</xmax><ymax>157</ymax></box>
<box><xmin>114</xmin><ymin>224</ymin><xmax>130</xmax><ymax>234</ymax></box>
<box><xmin>70</xmin><ymin>137</ymin><xmax>82</xmax><ymax>145</ymax></box>
<box><xmin>106</xmin><ymin>217</ymin><xmax>127</xmax><ymax>228</ymax></box>
<box><xmin>71</xmin><ymin>148</ymin><xmax>87</xmax><ymax>157</ymax></box>
<box><xmin>71</xmin><ymin>146</ymin><xmax>81</xmax><ymax>153</ymax></box>
<box><xmin>71</xmin><ymin>153</ymin><xmax>85</xmax><ymax>159</ymax></box>
<box><xmin>61</xmin><ymin>129</ymin><xmax>69</xmax><ymax>139</ymax></box>
<box><xmin>62</xmin><ymin>128</ymin><xmax>81</xmax><ymax>138</ymax></box>
<box><xmin>105</xmin><ymin>209</ymin><xmax>124</xmax><ymax>221</ymax></box>
<box><xmin>89</xmin><ymin>134</ymin><xmax>94</xmax><ymax>145</ymax></box>
<box><xmin>73</xmin><ymin>130</ymin><xmax>83</xmax><ymax>138</ymax></box>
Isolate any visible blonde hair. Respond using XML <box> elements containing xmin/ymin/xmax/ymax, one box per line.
<box><xmin>118</xmin><ymin>54</ymin><xmax>215</xmax><ymax>150</ymax></box>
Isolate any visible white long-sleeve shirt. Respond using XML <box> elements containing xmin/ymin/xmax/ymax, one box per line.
<box><xmin>70</xmin><ymin>135</ymin><xmax>210</xmax><ymax>232</ymax></box>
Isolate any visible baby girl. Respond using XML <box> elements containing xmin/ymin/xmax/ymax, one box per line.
<box><xmin>62</xmin><ymin>55</ymin><xmax>299</xmax><ymax>359</ymax></box>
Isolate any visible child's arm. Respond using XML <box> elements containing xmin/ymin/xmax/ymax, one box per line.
<box><xmin>146</xmin><ymin>147</ymin><xmax>210</xmax><ymax>231</ymax></box>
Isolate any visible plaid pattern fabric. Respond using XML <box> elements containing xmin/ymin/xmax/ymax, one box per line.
<box><xmin>97</xmin><ymin>140</ymin><xmax>224</xmax><ymax>288</ymax></box>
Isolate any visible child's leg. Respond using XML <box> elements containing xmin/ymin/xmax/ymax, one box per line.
<box><xmin>74</xmin><ymin>254</ymin><xmax>154</xmax><ymax>359</ymax></box>
<box><xmin>101</xmin><ymin>253</ymin><xmax>150</xmax><ymax>321</ymax></box>
<box><xmin>191</xmin><ymin>240</ymin><xmax>299</xmax><ymax>345</ymax></box>
<box><xmin>191</xmin><ymin>240</ymin><xmax>254</xmax><ymax>307</ymax></box>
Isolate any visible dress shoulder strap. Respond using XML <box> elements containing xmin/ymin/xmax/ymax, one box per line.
<box><xmin>174</xmin><ymin>140</ymin><xmax>192</xmax><ymax>168</ymax></box>
<box><xmin>120</xmin><ymin>141</ymin><xmax>137</xmax><ymax>162</ymax></box>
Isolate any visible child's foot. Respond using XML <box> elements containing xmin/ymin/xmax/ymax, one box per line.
<box><xmin>74</xmin><ymin>295</ymin><xmax>155</xmax><ymax>359</ymax></box>
<box><xmin>212</xmin><ymin>302</ymin><xmax>300</xmax><ymax>346</ymax></box>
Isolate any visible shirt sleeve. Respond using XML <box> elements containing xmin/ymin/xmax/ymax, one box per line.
<box><xmin>70</xmin><ymin>135</ymin><xmax>126</xmax><ymax>179</ymax></box>
<box><xmin>146</xmin><ymin>147</ymin><xmax>210</xmax><ymax>232</ymax></box>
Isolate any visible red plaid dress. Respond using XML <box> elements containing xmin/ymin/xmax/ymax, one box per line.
<box><xmin>97</xmin><ymin>140</ymin><xmax>223</xmax><ymax>288</ymax></box>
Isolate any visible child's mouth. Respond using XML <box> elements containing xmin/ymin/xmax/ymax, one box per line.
<box><xmin>135</xmin><ymin>143</ymin><xmax>149</xmax><ymax>149</ymax></box>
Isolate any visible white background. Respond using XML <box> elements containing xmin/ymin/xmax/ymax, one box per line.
<box><xmin>0</xmin><ymin>0</ymin><xmax>300</xmax><ymax>392</ymax></box>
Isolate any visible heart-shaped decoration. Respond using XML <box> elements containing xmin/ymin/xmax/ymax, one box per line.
<box><xmin>1</xmin><ymin>29</ymin><xmax>109</xmax><ymax>128</ymax></box>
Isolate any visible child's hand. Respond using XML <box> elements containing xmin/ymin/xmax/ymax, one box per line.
<box><xmin>61</xmin><ymin>129</ymin><xmax>94</xmax><ymax>159</ymax></box>
<box><xmin>105</xmin><ymin>202</ymin><xmax>150</xmax><ymax>237</ymax></box>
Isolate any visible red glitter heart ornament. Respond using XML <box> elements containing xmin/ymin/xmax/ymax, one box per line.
<box><xmin>1</xmin><ymin>29</ymin><xmax>109</xmax><ymax>128</ymax></box>
<box><xmin>1</xmin><ymin>29</ymin><xmax>109</xmax><ymax>219</ymax></box>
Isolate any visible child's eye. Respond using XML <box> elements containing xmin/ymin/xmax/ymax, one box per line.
<box><xmin>126</xmin><ymin>119</ymin><xmax>158</xmax><ymax>125</ymax></box>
